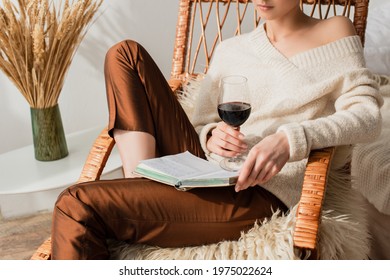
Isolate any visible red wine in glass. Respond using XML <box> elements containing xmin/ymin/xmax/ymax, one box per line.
<box><xmin>218</xmin><ymin>102</ymin><xmax>251</xmax><ymax>127</ymax></box>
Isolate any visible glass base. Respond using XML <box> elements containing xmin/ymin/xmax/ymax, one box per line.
<box><xmin>220</xmin><ymin>157</ymin><xmax>245</xmax><ymax>172</ymax></box>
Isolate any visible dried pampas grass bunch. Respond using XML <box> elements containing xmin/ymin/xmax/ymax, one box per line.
<box><xmin>0</xmin><ymin>0</ymin><xmax>102</xmax><ymax>108</ymax></box>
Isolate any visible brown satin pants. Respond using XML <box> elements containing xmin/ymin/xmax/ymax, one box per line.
<box><xmin>51</xmin><ymin>40</ymin><xmax>288</xmax><ymax>260</ymax></box>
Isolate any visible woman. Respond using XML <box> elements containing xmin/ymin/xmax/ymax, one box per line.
<box><xmin>51</xmin><ymin>0</ymin><xmax>383</xmax><ymax>259</ymax></box>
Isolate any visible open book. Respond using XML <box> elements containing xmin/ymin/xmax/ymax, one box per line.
<box><xmin>133</xmin><ymin>151</ymin><xmax>239</xmax><ymax>191</ymax></box>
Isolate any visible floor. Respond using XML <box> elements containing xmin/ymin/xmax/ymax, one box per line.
<box><xmin>0</xmin><ymin>211</ymin><xmax>52</xmax><ymax>260</ymax></box>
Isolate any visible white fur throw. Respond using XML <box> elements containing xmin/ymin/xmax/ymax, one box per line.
<box><xmin>105</xmin><ymin>76</ymin><xmax>375</xmax><ymax>260</ymax></box>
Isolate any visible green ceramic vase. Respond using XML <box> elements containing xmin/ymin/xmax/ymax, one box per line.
<box><xmin>30</xmin><ymin>104</ymin><xmax>69</xmax><ymax>161</ymax></box>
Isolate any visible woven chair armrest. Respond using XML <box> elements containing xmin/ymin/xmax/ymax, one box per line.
<box><xmin>293</xmin><ymin>147</ymin><xmax>335</xmax><ymax>252</ymax></box>
<box><xmin>77</xmin><ymin>128</ymin><xmax>115</xmax><ymax>184</ymax></box>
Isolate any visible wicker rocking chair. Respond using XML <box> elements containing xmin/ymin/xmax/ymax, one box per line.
<box><xmin>31</xmin><ymin>0</ymin><xmax>371</xmax><ymax>260</ymax></box>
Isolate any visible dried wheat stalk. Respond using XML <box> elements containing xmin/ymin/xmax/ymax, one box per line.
<box><xmin>0</xmin><ymin>0</ymin><xmax>102</xmax><ymax>108</ymax></box>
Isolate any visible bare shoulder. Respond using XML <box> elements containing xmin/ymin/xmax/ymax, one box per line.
<box><xmin>315</xmin><ymin>16</ymin><xmax>357</xmax><ymax>44</ymax></box>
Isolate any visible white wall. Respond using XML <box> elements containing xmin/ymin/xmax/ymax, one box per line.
<box><xmin>0</xmin><ymin>0</ymin><xmax>178</xmax><ymax>154</ymax></box>
<box><xmin>0</xmin><ymin>0</ymin><xmax>385</xmax><ymax>155</ymax></box>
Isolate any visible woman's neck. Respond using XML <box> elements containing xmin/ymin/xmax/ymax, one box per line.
<box><xmin>264</xmin><ymin>9</ymin><xmax>314</xmax><ymax>43</ymax></box>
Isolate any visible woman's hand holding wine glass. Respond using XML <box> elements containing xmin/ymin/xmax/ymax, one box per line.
<box><xmin>216</xmin><ymin>75</ymin><xmax>252</xmax><ymax>171</ymax></box>
<box><xmin>206</xmin><ymin>121</ymin><xmax>248</xmax><ymax>159</ymax></box>
<box><xmin>234</xmin><ymin>131</ymin><xmax>290</xmax><ymax>192</ymax></box>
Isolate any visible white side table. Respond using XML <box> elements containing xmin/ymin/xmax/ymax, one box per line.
<box><xmin>0</xmin><ymin>126</ymin><xmax>123</xmax><ymax>219</ymax></box>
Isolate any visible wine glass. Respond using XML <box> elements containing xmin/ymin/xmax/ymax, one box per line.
<box><xmin>217</xmin><ymin>75</ymin><xmax>251</xmax><ymax>171</ymax></box>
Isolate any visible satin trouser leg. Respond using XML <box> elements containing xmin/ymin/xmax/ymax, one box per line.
<box><xmin>104</xmin><ymin>39</ymin><xmax>204</xmax><ymax>157</ymax></box>
<box><xmin>51</xmin><ymin>178</ymin><xmax>287</xmax><ymax>259</ymax></box>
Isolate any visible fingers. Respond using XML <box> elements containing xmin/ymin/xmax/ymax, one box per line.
<box><xmin>206</xmin><ymin>122</ymin><xmax>247</xmax><ymax>157</ymax></box>
<box><xmin>264</xmin><ymin>165</ymin><xmax>283</xmax><ymax>182</ymax></box>
<box><xmin>234</xmin><ymin>133</ymin><xmax>290</xmax><ymax>192</ymax></box>
<box><xmin>235</xmin><ymin>150</ymin><xmax>261</xmax><ymax>192</ymax></box>
<box><xmin>236</xmin><ymin>156</ymin><xmax>283</xmax><ymax>192</ymax></box>
<box><xmin>236</xmin><ymin>163</ymin><xmax>269</xmax><ymax>192</ymax></box>
<box><xmin>212</xmin><ymin>128</ymin><xmax>246</xmax><ymax>152</ymax></box>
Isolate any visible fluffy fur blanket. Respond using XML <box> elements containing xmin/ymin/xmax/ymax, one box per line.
<box><xmin>104</xmin><ymin>75</ymin><xmax>386</xmax><ymax>260</ymax></box>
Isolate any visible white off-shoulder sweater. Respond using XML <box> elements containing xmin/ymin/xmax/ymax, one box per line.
<box><xmin>191</xmin><ymin>24</ymin><xmax>384</xmax><ymax>208</ymax></box>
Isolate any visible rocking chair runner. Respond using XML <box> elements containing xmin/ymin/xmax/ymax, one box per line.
<box><xmin>31</xmin><ymin>0</ymin><xmax>370</xmax><ymax>260</ymax></box>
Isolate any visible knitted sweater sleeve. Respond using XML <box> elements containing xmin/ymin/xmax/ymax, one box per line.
<box><xmin>277</xmin><ymin>66</ymin><xmax>384</xmax><ymax>162</ymax></box>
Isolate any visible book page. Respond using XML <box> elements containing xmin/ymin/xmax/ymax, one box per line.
<box><xmin>138</xmin><ymin>151</ymin><xmax>238</xmax><ymax>180</ymax></box>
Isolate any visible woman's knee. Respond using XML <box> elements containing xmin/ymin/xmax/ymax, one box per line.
<box><xmin>54</xmin><ymin>183</ymin><xmax>93</xmax><ymax>215</ymax></box>
<box><xmin>105</xmin><ymin>39</ymin><xmax>144</xmax><ymax>65</ymax></box>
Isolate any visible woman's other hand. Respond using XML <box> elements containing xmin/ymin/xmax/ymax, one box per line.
<box><xmin>206</xmin><ymin>122</ymin><xmax>248</xmax><ymax>157</ymax></box>
<box><xmin>235</xmin><ymin>132</ymin><xmax>290</xmax><ymax>192</ymax></box>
